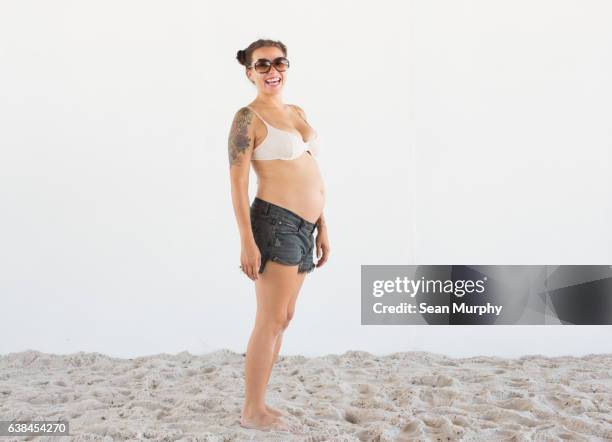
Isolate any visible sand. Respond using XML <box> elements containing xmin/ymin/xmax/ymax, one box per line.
<box><xmin>0</xmin><ymin>349</ymin><xmax>611</xmax><ymax>441</ymax></box>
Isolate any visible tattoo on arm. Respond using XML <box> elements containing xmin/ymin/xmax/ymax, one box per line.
<box><xmin>228</xmin><ymin>108</ymin><xmax>252</xmax><ymax>166</ymax></box>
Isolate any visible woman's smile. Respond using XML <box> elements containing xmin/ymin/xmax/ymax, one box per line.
<box><xmin>264</xmin><ymin>76</ymin><xmax>282</xmax><ymax>87</ymax></box>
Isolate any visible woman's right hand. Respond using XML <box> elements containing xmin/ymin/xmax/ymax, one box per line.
<box><xmin>240</xmin><ymin>238</ymin><xmax>261</xmax><ymax>281</ymax></box>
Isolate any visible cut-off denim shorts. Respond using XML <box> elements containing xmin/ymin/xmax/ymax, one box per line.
<box><xmin>250</xmin><ymin>197</ymin><xmax>317</xmax><ymax>274</ymax></box>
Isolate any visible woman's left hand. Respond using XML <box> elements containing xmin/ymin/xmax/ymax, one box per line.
<box><xmin>315</xmin><ymin>227</ymin><xmax>330</xmax><ymax>268</ymax></box>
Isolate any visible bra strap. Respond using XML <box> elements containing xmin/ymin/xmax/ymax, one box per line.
<box><xmin>246</xmin><ymin>106</ymin><xmax>270</xmax><ymax>127</ymax></box>
<box><xmin>289</xmin><ymin>104</ymin><xmax>314</xmax><ymax>132</ymax></box>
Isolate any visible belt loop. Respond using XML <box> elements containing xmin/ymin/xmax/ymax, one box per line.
<box><xmin>298</xmin><ymin>219</ymin><xmax>304</xmax><ymax>230</ymax></box>
<box><xmin>264</xmin><ymin>202</ymin><xmax>270</xmax><ymax>215</ymax></box>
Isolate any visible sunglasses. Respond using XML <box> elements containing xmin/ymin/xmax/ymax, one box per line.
<box><xmin>248</xmin><ymin>57</ymin><xmax>290</xmax><ymax>74</ymax></box>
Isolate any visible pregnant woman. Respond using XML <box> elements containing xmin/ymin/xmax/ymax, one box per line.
<box><xmin>227</xmin><ymin>39</ymin><xmax>330</xmax><ymax>432</ymax></box>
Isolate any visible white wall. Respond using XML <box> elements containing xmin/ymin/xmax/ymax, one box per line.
<box><xmin>1</xmin><ymin>0</ymin><xmax>610</xmax><ymax>359</ymax></box>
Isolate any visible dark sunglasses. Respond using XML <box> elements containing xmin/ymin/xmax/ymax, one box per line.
<box><xmin>248</xmin><ymin>57</ymin><xmax>290</xmax><ymax>74</ymax></box>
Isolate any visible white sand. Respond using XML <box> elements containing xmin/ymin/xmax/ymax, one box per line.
<box><xmin>1</xmin><ymin>349</ymin><xmax>611</xmax><ymax>441</ymax></box>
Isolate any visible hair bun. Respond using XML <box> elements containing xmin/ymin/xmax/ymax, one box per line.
<box><xmin>236</xmin><ymin>49</ymin><xmax>246</xmax><ymax>65</ymax></box>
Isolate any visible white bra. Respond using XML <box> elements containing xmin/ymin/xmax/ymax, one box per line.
<box><xmin>247</xmin><ymin>105</ymin><xmax>320</xmax><ymax>161</ymax></box>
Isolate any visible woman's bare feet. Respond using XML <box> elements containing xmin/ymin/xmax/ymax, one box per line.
<box><xmin>239</xmin><ymin>410</ymin><xmax>294</xmax><ymax>432</ymax></box>
<box><xmin>265</xmin><ymin>403</ymin><xmax>285</xmax><ymax>417</ymax></box>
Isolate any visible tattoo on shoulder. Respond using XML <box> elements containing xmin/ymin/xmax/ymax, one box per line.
<box><xmin>228</xmin><ymin>107</ymin><xmax>253</xmax><ymax>166</ymax></box>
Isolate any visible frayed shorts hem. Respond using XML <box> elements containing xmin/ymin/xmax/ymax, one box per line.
<box><xmin>258</xmin><ymin>254</ymin><xmax>316</xmax><ymax>274</ymax></box>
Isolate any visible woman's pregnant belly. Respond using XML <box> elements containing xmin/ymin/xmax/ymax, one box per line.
<box><xmin>252</xmin><ymin>152</ymin><xmax>325</xmax><ymax>224</ymax></box>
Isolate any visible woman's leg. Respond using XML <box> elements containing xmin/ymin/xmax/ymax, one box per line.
<box><xmin>240</xmin><ymin>260</ymin><xmax>304</xmax><ymax>430</ymax></box>
<box><xmin>263</xmin><ymin>269</ymin><xmax>306</xmax><ymax>416</ymax></box>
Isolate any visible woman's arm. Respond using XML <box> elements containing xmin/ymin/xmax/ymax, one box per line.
<box><xmin>228</xmin><ymin>106</ymin><xmax>255</xmax><ymax>241</ymax></box>
<box><xmin>228</xmin><ymin>107</ymin><xmax>260</xmax><ymax>280</ymax></box>
<box><xmin>316</xmin><ymin>211</ymin><xmax>327</xmax><ymax>231</ymax></box>
<box><xmin>315</xmin><ymin>211</ymin><xmax>330</xmax><ymax>268</ymax></box>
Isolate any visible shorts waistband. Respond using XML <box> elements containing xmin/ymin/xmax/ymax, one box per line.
<box><xmin>252</xmin><ymin>197</ymin><xmax>317</xmax><ymax>234</ymax></box>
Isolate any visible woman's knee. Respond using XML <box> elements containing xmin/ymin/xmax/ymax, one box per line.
<box><xmin>256</xmin><ymin>317</ymin><xmax>288</xmax><ymax>336</ymax></box>
<box><xmin>275</xmin><ymin>316</ymin><xmax>293</xmax><ymax>334</ymax></box>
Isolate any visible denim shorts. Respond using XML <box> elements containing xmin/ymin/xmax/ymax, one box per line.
<box><xmin>250</xmin><ymin>197</ymin><xmax>317</xmax><ymax>274</ymax></box>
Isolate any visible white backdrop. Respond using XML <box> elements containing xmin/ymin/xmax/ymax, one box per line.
<box><xmin>1</xmin><ymin>0</ymin><xmax>610</xmax><ymax>358</ymax></box>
